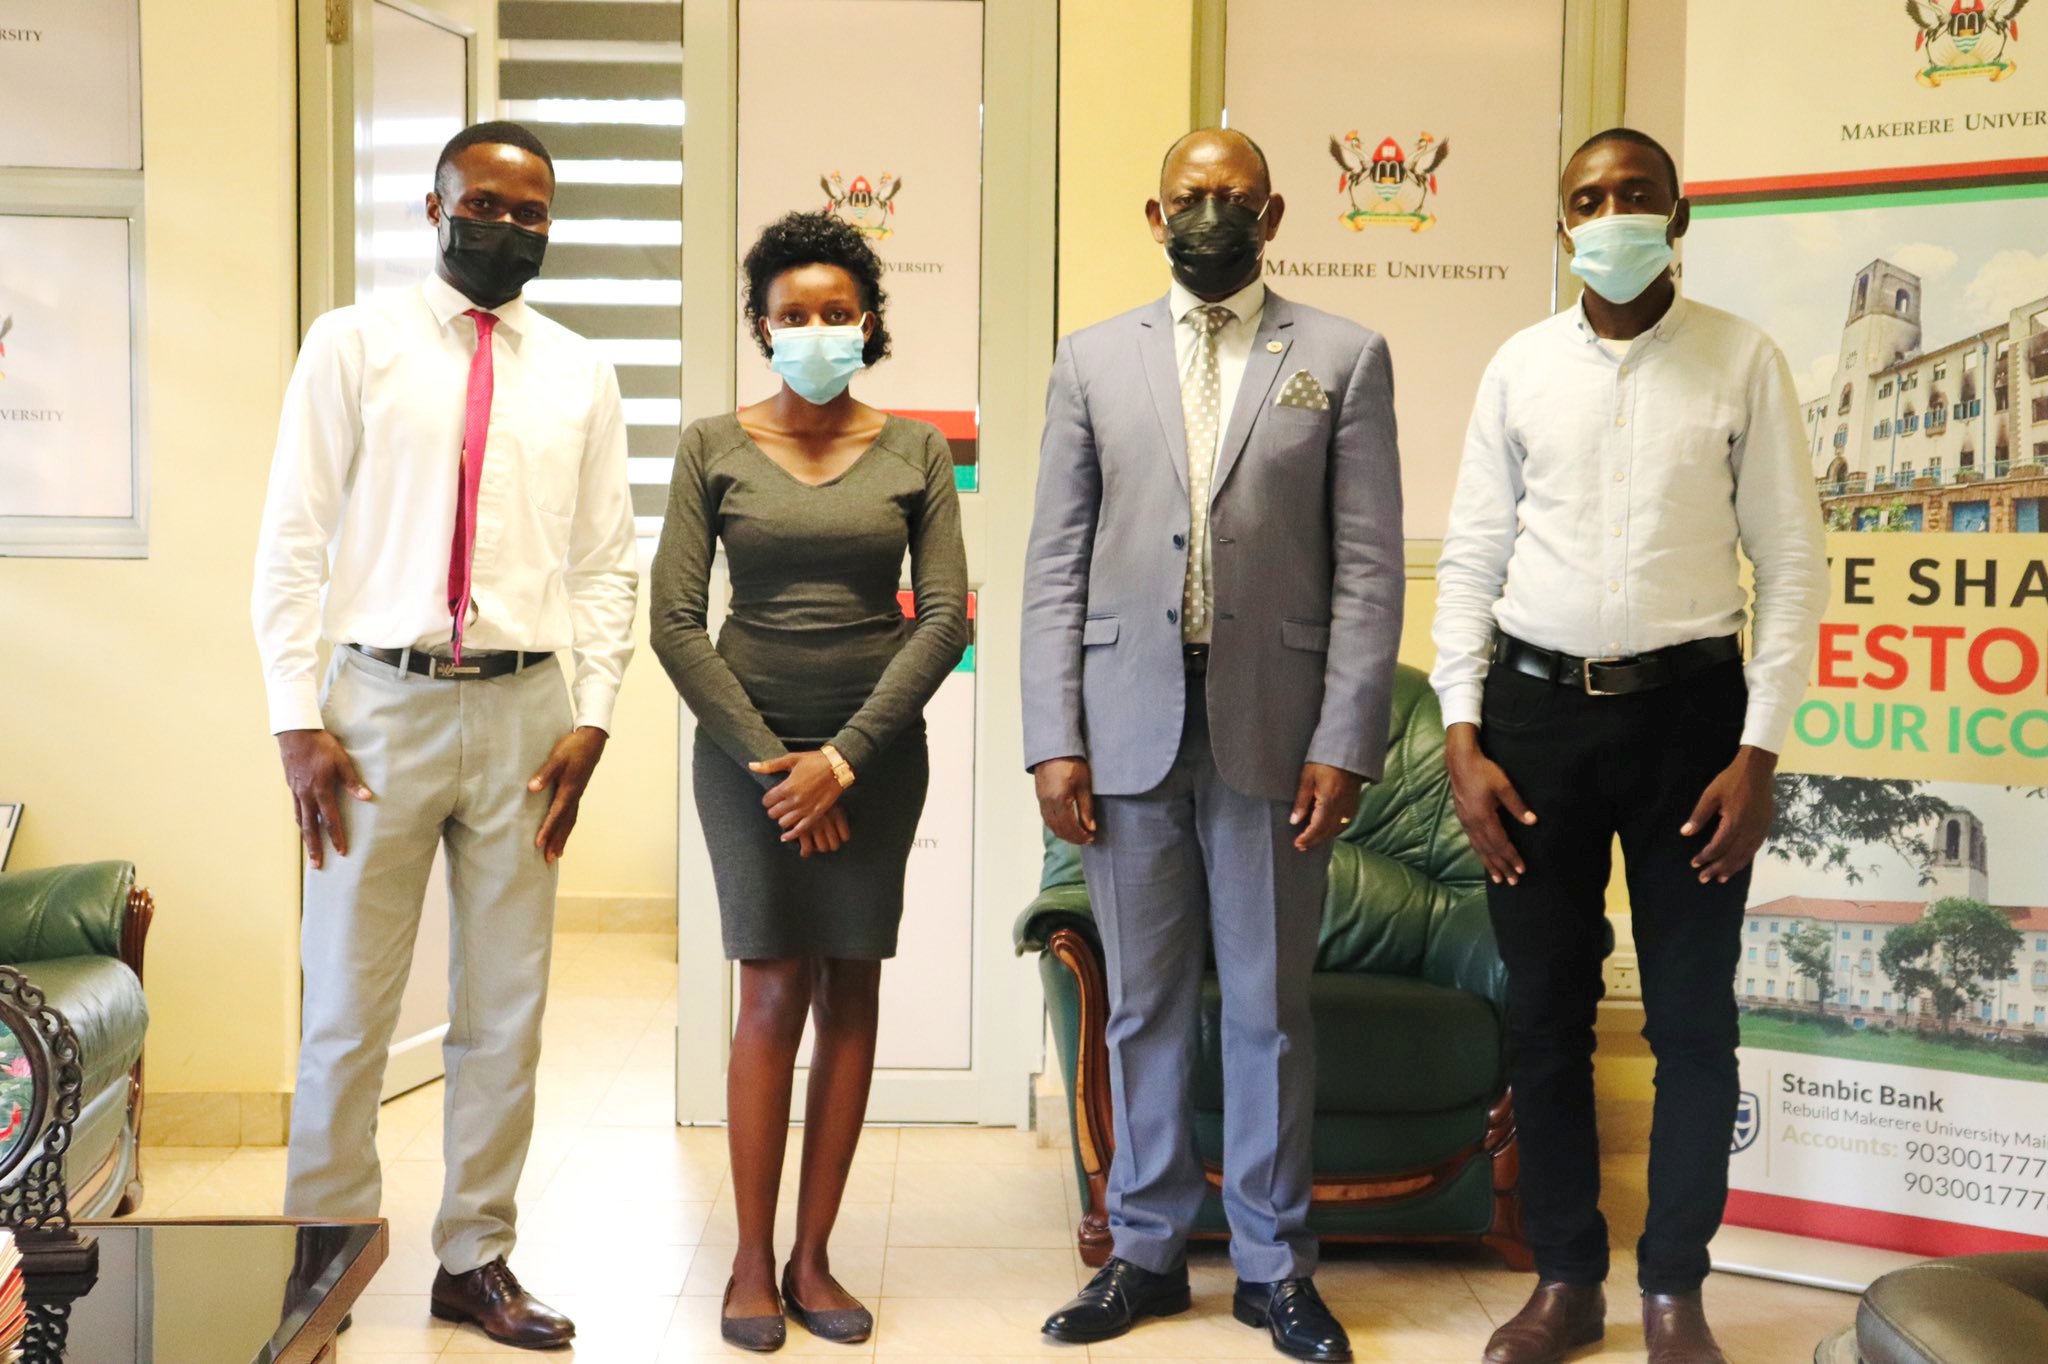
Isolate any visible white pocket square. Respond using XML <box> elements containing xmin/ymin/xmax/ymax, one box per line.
<box><xmin>1274</xmin><ymin>370</ymin><xmax>1330</xmax><ymax>411</ymax></box>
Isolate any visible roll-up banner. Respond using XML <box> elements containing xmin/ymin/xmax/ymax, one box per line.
<box><xmin>735</xmin><ymin>0</ymin><xmax>984</xmax><ymax>492</ymax></box>
<box><xmin>1683</xmin><ymin>0</ymin><xmax>2048</xmax><ymax>1276</ymax></box>
<box><xmin>1223</xmin><ymin>0</ymin><xmax>1568</xmax><ymax>540</ymax></box>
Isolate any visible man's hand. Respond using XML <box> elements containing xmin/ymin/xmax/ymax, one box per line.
<box><xmin>277</xmin><ymin>729</ymin><xmax>374</xmax><ymax>870</ymax></box>
<box><xmin>1289</xmin><ymin>762</ymin><xmax>1363</xmax><ymax>851</ymax></box>
<box><xmin>529</xmin><ymin>726</ymin><xmax>608</xmax><ymax>863</ymax></box>
<box><xmin>1034</xmin><ymin>757</ymin><xmax>1096</xmax><ymax>846</ymax></box>
<box><xmin>1684</xmin><ymin>745</ymin><xmax>1777</xmax><ymax>884</ymax></box>
<box><xmin>1445</xmin><ymin>722</ymin><xmax>1537</xmax><ymax>886</ymax></box>
<box><xmin>797</xmin><ymin>806</ymin><xmax>852</xmax><ymax>859</ymax></box>
<box><xmin>751</xmin><ymin>751</ymin><xmax>845</xmax><ymax>841</ymax></box>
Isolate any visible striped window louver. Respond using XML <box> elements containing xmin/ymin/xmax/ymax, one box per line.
<box><xmin>498</xmin><ymin>0</ymin><xmax>683</xmax><ymax>539</ymax></box>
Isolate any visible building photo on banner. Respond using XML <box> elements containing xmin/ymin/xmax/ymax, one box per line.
<box><xmin>1684</xmin><ymin>0</ymin><xmax>2048</xmax><ymax>1278</ymax></box>
<box><xmin>1223</xmin><ymin>0</ymin><xmax>1566</xmax><ymax>539</ymax></box>
<box><xmin>734</xmin><ymin>0</ymin><xmax>984</xmax><ymax>493</ymax></box>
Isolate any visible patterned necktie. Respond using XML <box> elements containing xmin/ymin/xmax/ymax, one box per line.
<box><xmin>1181</xmin><ymin>303</ymin><xmax>1233</xmax><ymax>640</ymax></box>
<box><xmin>447</xmin><ymin>309</ymin><xmax>497</xmax><ymax>663</ymax></box>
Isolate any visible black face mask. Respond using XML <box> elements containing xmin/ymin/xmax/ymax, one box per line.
<box><xmin>439</xmin><ymin>215</ymin><xmax>548</xmax><ymax>307</ymax></box>
<box><xmin>1162</xmin><ymin>197</ymin><xmax>1267</xmax><ymax>297</ymax></box>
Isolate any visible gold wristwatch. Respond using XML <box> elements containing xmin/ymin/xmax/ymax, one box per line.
<box><xmin>820</xmin><ymin>744</ymin><xmax>856</xmax><ymax>790</ymax></box>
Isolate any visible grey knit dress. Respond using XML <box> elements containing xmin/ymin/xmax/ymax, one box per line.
<box><xmin>650</xmin><ymin>413</ymin><xmax>968</xmax><ymax>960</ymax></box>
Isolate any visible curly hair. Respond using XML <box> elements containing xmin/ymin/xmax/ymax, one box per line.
<box><xmin>742</xmin><ymin>211</ymin><xmax>893</xmax><ymax>368</ymax></box>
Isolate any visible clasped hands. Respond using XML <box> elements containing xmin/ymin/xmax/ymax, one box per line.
<box><xmin>750</xmin><ymin>750</ymin><xmax>852</xmax><ymax>859</ymax></box>
<box><xmin>1035</xmin><ymin>756</ymin><xmax>1363</xmax><ymax>852</ymax></box>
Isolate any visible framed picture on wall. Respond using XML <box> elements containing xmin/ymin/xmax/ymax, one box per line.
<box><xmin>0</xmin><ymin>805</ymin><xmax>20</xmax><ymax>871</ymax></box>
<box><xmin>0</xmin><ymin>199</ymin><xmax>148</xmax><ymax>557</ymax></box>
<box><xmin>0</xmin><ymin>0</ymin><xmax>144</xmax><ymax>172</ymax></box>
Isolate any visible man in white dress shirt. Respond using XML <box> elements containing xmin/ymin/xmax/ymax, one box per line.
<box><xmin>1431</xmin><ymin>129</ymin><xmax>1827</xmax><ymax>1364</ymax></box>
<box><xmin>251</xmin><ymin>122</ymin><xmax>638</xmax><ymax>1350</ymax></box>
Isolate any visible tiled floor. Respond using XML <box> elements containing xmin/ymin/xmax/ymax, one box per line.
<box><xmin>140</xmin><ymin>932</ymin><xmax>1858</xmax><ymax>1361</ymax></box>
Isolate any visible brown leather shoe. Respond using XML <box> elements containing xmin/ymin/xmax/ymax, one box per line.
<box><xmin>430</xmin><ymin>1258</ymin><xmax>575</xmax><ymax>1350</ymax></box>
<box><xmin>1483</xmin><ymin>1280</ymin><xmax>1605</xmax><ymax>1364</ymax></box>
<box><xmin>1642</xmin><ymin>1292</ymin><xmax>1727</xmax><ymax>1364</ymax></box>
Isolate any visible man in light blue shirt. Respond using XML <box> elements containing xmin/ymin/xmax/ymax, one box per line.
<box><xmin>1431</xmin><ymin>128</ymin><xmax>1827</xmax><ymax>1364</ymax></box>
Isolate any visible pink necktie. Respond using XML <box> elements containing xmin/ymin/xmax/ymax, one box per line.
<box><xmin>447</xmin><ymin>309</ymin><xmax>497</xmax><ymax>663</ymax></box>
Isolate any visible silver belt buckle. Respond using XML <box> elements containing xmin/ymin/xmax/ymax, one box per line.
<box><xmin>1581</xmin><ymin>656</ymin><xmax>1625</xmax><ymax>696</ymax></box>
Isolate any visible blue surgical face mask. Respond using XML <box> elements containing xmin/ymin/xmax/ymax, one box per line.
<box><xmin>768</xmin><ymin>320</ymin><xmax>868</xmax><ymax>405</ymax></box>
<box><xmin>1567</xmin><ymin>212</ymin><xmax>1676</xmax><ymax>304</ymax></box>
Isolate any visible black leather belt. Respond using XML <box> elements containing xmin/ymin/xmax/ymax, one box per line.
<box><xmin>348</xmin><ymin>643</ymin><xmax>553</xmax><ymax>681</ymax></box>
<box><xmin>1492</xmin><ymin>632</ymin><xmax>1741</xmax><ymax>697</ymax></box>
<box><xmin>1184</xmin><ymin>643</ymin><xmax>1210</xmax><ymax>674</ymax></box>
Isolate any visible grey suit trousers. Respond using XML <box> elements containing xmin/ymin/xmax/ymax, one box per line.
<box><xmin>1080</xmin><ymin>678</ymin><xmax>1329</xmax><ymax>1283</ymax></box>
<box><xmin>285</xmin><ymin>646</ymin><xmax>566</xmax><ymax>1274</ymax></box>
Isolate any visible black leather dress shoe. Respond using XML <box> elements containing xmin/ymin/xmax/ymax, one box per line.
<box><xmin>1233</xmin><ymin>1278</ymin><xmax>1353</xmax><ymax>1363</ymax></box>
<box><xmin>430</xmin><ymin>1259</ymin><xmax>575</xmax><ymax>1350</ymax></box>
<box><xmin>1042</xmin><ymin>1257</ymin><xmax>1192</xmax><ymax>1344</ymax></box>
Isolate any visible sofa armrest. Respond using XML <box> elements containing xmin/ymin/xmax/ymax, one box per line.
<box><xmin>1421</xmin><ymin>892</ymin><xmax>1508</xmax><ymax>1014</ymax></box>
<box><xmin>1014</xmin><ymin>884</ymin><xmax>1097</xmax><ymax>956</ymax></box>
<box><xmin>0</xmin><ymin>862</ymin><xmax>136</xmax><ymax>962</ymax></box>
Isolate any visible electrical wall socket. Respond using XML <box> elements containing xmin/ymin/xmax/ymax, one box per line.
<box><xmin>1603</xmin><ymin>952</ymin><xmax>1642</xmax><ymax>1000</ymax></box>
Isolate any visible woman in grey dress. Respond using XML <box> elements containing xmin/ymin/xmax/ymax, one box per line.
<box><xmin>650</xmin><ymin>211</ymin><xmax>967</xmax><ymax>1350</ymax></box>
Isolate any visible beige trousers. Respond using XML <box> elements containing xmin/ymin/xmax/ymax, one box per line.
<box><xmin>284</xmin><ymin>646</ymin><xmax>567</xmax><ymax>1274</ymax></box>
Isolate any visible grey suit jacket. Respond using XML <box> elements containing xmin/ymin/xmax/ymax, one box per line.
<box><xmin>1020</xmin><ymin>290</ymin><xmax>1405</xmax><ymax>802</ymax></box>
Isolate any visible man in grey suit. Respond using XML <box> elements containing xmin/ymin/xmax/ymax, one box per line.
<box><xmin>1023</xmin><ymin>129</ymin><xmax>1403</xmax><ymax>1363</ymax></box>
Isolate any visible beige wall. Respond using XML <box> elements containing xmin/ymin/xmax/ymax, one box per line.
<box><xmin>1057</xmin><ymin>0</ymin><xmax>1195</xmax><ymax>334</ymax></box>
<box><xmin>556</xmin><ymin>585</ymin><xmax>678</xmax><ymax>906</ymax></box>
<box><xmin>0</xmin><ymin>0</ymin><xmax>302</xmax><ymax>1096</ymax></box>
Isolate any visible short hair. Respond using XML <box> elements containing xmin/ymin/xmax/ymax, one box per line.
<box><xmin>1159</xmin><ymin>128</ymin><xmax>1272</xmax><ymax>200</ymax></box>
<box><xmin>434</xmin><ymin>121</ymin><xmax>556</xmax><ymax>196</ymax></box>
<box><xmin>742</xmin><ymin>211</ymin><xmax>893</xmax><ymax>368</ymax></box>
<box><xmin>1565</xmin><ymin>127</ymin><xmax>1681</xmax><ymax>200</ymax></box>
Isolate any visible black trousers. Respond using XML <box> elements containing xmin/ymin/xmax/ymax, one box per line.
<box><xmin>1479</xmin><ymin>658</ymin><xmax>1751</xmax><ymax>1295</ymax></box>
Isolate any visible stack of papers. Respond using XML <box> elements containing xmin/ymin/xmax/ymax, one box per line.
<box><xmin>0</xmin><ymin>1228</ymin><xmax>24</xmax><ymax>1360</ymax></box>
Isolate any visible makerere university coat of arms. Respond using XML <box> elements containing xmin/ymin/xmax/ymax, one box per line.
<box><xmin>1906</xmin><ymin>0</ymin><xmax>2027</xmax><ymax>84</ymax></box>
<box><xmin>1328</xmin><ymin>131</ymin><xmax>1449</xmax><ymax>232</ymax></box>
<box><xmin>821</xmin><ymin>172</ymin><xmax>902</xmax><ymax>239</ymax></box>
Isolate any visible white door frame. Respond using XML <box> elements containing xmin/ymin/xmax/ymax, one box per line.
<box><xmin>674</xmin><ymin>0</ymin><xmax>1056</xmax><ymax>1126</ymax></box>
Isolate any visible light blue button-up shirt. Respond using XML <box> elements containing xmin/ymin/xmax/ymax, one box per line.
<box><xmin>1430</xmin><ymin>293</ymin><xmax>1828</xmax><ymax>754</ymax></box>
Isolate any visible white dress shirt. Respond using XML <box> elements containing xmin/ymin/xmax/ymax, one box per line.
<box><xmin>252</xmin><ymin>274</ymin><xmax>639</xmax><ymax>735</ymax></box>
<box><xmin>1170</xmin><ymin>276</ymin><xmax>1266</xmax><ymax>644</ymax></box>
<box><xmin>1431</xmin><ymin>294</ymin><xmax>1828</xmax><ymax>754</ymax></box>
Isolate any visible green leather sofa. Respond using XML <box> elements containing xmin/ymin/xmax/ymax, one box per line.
<box><xmin>1016</xmin><ymin>663</ymin><xmax>1533</xmax><ymax>1268</ymax></box>
<box><xmin>0</xmin><ymin>861</ymin><xmax>153</xmax><ymax>1218</ymax></box>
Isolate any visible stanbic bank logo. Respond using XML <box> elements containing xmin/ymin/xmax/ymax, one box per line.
<box><xmin>1731</xmin><ymin>1091</ymin><xmax>1762</xmax><ymax>1154</ymax></box>
<box><xmin>1906</xmin><ymin>0</ymin><xmax>2025</xmax><ymax>85</ymax></box>
<box><xmin>1328</xmin><ymin>131</ymin><xmax>1450</xmax><ymax>233</ymax></box>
